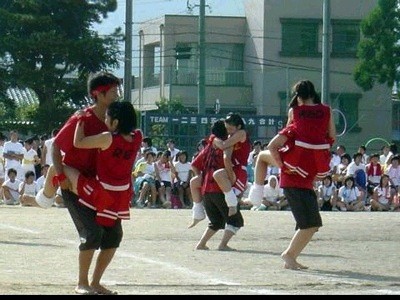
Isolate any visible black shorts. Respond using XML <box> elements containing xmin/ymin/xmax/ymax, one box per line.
<box><xmin>62</xmin><ymin>189</ymin><xmax>123</xmax><ymax>251</ymax></box>
<box><xmin>283</xmin><ymin>188</ymin><xmax>322</xmax><ymax>230</ymax></box>
<box><xmin>203</xmin><ymin>192</ymin><xmax>244</xmax><ymax>231</ymax></box>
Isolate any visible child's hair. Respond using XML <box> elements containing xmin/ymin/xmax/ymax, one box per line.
<box><xmin>225</xmin><ymin>112</ymin><xmax>245</xmax><ymax>130</ymax></box>
<box><xmin>25</xmin><ymin>170</ymin><xmax>35</xmax><ymax>179</ymax></box>
<box><xmin>7</xmin><ymin>168</ymin><xmax>17</xmax><ymax>176</ymax></box>
<box><xmin>177</xmin><ymin>150</ymin><xmax>188</xmax><ymax>163</ymax></box>
<box><xmin>87</xmin><ymin>71</ymin><xmax>121</xmax><ymax>101</ymax></box>
<box><xmin>343</xmin><ymin>175</ymin><xmax>355</xmax><ymax>186</ymax></box>
<box><xmin>106</xmin><ymin>101</ymin><xmax>138</xmax><ymax>135</ymax></box>
<box><xmin>323</xmin><ymin>174</ymin><xmax>333</xmax><ymax>185</ymax></box>
<box><xmin>211</xmin><ymin>120</ymin><xmax>228</xmax><ymax>139</ymax></box>
<box><xmin>289</xmin><ymin>80</ymin><xmax>321</xmax><ymax>107</ymax></box>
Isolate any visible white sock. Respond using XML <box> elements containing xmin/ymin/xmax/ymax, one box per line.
<box><xmin>248</xmin><ymin>183</ymin><xmax>264</xmax><ymax>207</ymax></box>
<box><xmin>224</xmin><ymin>190</ymin><xmax>238</xmax><ymax>207</ymax></box>
<box><xmin>193</xmin><ymin>201</ymin><xmax>206</xmax><ymax>220</ymax></box>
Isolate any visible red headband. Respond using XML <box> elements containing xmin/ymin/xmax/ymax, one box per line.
<box><xmin>90</xmin><ymin>83</ymin><xmax>118</xmax><ymax>97</ymax></box>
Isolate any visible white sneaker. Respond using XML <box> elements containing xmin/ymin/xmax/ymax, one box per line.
<box><xmin>247</xmin><ymin>185</ymin><xmax>263</xmax><ymax>207</ymax></box>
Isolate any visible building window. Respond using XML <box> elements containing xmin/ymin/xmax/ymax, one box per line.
<box><xmin>280</xmin><ymin>18</ymin><xmax>321</xmax><ymax>57</ymax></box>
<box><xmin>331</xmin><ymin>20</ymin><xmax>360</xmax><ymax>58</ymax></box>
<box><xmin>331</xmin><ymin>93</ymin><xmax>362</xmax><ymax>133</ymax></box>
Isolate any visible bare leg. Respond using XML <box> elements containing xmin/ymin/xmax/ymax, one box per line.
<box><xmin>218</xmin><ymin>229</ymin><xmax>236</xmax><ymax>251</ymax></box>
<box><xmin>195</xmin><ymin>227</ymin><xmax>217</xmax><ymax>250</ymax></box>
<box><xmin>281</xmin><ymin>227</ymin><xmax>319</xmax><ymax>270</ymax></box>
<box><xmin>90</xmin><ymin>248</ymin><xmax>118</xmax><ymax>295</ymax></box>
<box><xmin>74</xmin><ymin>249</ymin><xmax>96</xmax><ymax>295</ymax></box>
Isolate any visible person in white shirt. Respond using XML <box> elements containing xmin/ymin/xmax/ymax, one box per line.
<box><xmin>1</xmin><ymin>168</ymin><xmax>22</xmax><ymax>205</ymax></box>
<box><xmin>41</xmin><ymin>128</ymin><xmax>59</xmax><ymax>167</ymax></box>
<box><xmin>247</xmin><ymin>140</ymin><xmax>262</xmax><ymax>184</ymax></box>
<box><xmin>36</xmin><ymin>164</ymin><xmax>50</xmax><ymax>190</ymax></box>
<box><xmin>172</xmin><ymin>150</ymin><xmax>193</xmax><ymax>208</ymax></box>
<box><xmin>3</xmin><ymin>130</ymin><xmax>24</xmax><ymax>181</ymax></box>
<box><xmin>166</xmin><ymin>139</ymin><xmax>180</xmax><ymax>160</ymax></box>
<box><xmin>346</xmin><ymin>153</ymin><xmax>366</xmax><ymax>177</ymax></box>
<box><xmin>19</xmin><ymin>170</ymin><xmax>39</xmax><ymax>206</ymax></box>
<box><xmin>253</xmin><ymin>175</ymin><xmax>288</xmax><ymax>211</ymax></box>
<box><xmin>385</xmin><ymin>155</ymin><xmax>400</xmax><ymax>193</ymax></box>
<box><xmin>21</xmin><ymin>138</ymin><xmax>40</xmax><ymax>180</ymax></box>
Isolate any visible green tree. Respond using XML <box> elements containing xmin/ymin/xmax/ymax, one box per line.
<box><xmin>0</xmin><ymin>0</ymin><xmax>123</xmax><ymax>132</ymax></box>
<box><xmin>353</xmin><ymin>0</ymin><xmax>400</xmax><ymax>92</ymax></box>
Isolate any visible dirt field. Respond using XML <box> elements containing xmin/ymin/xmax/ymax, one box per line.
<box><xmin>0</xmin><ymin>206</ymin><xmax>399</xmax><ymax>295</ymax></box>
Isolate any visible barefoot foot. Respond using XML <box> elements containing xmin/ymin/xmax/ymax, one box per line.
<box><xmin>281</xmin><ymin>253</ymin><xmax>308</xmax><ymax>270</ymax></box>
<box><xmin>218</xmin><ymin>245</ymin><xmax>237</xmax><ymax>251</ymax></box>
<box><xmin>195</xmin><ymin>245</ymin><xmax>209</xmax><ymax>250</ymax></box>
<box><xmin>188</xmin><ymin>217</ymin><xmax>205</xmax><ymax>229</ymax></box>
<box><xmin>90</xmin><ymin>284</ymin><xmax>118</xmax><ymax>295</ymax></box>
<box><xmin>74</xmin><ymin>285</ymin><xmax>96</xmax><ymax>295</ymax></box>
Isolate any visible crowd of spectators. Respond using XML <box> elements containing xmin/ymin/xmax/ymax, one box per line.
<box><xmin>1</xmin><ymin>129</ymin><xmax>399</xmax><ymax>213</ymax></box>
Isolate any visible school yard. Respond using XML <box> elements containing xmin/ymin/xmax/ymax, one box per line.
<box><xmin>0</xmin><ymin>206</ymin><xmax>399</xmax><ymax>295</ymax></box>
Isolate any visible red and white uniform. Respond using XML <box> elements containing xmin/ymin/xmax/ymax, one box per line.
<box><xmin>55</xmin><ymin>107</ymin><xmax>105</xmax><ymax>178</ymax></box>
<box><xmin>55</xmin><ymin>108</ymin><xmax>143</xmax><ymax>226</ymax></box>
<box><xmin>230</xmin><ymin>134</ymin><xmax>251</xmax><ymax>195</ymax></box>
<box><xmin>279</xmin><ymin>104</ymin><xmax>332</xmax><ymax>179</ymax></box>
<box><xmin>191</xmin><ymin>134</ymin><xmax>224</xmax><ymax>195</ymax></box>
<box><xmin>77</xmin><ymin>130</ymin><xmax>143</xmax><ymax>226</ymax></box>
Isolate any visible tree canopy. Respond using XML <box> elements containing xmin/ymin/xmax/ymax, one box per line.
<box><xmin>0</xmin><ymin>0</ymin><xmax>123</xmax><ymax>132</ymax></box>
<box><xmin>353</xmin><ymin>0</ymin><xmax>400</xmax><ymax>92</ymax></box>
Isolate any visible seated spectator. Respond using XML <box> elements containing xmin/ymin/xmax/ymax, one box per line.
<box><xmin>19</xmin><ymin>170</ymin><xmax>39</xmax><ymax>207</ymax></box>
<box><xmin>366</xmin><ymin>153</ymin><xmax>383</xmax><ymax>196</ymax></box>
<box><xmin>155</xmin><ymin>150</ymin><xmax>173</xmax><ymax>209</ymax></box>
<box><xmin>370</xmin><ymin>174</ymin><xmax>393</xmax><ymax>211</ymax></box>
<box><xmin>1</xmin><ymin>168</ymin><xmax>22</xmax><ymax>205</ymax></box>
<box><xmin>172</xmin><ymin>150</ymin><xmax>193</xmax><ymax>208</ymax></box>
<box><xmin>133</xmin><ymin>151</ymin><xmax>157</xmax><ymax>208</ymax></box>
<box><xmin>253</xmin><ymin>175</ymin><xmax>288</xmax><ymax>211</ymax></box>
<box><xmin>317</xmin><ymin>174</ymin><xmax>337</xmax><ymax>211</ymax></box>
<box><xmin>385</xmin><ymin>155</ymin><xmax>400</xmax><ymax>195</ymax></box>
<box><xmin>337</xmin><ymin>175</ymin><xmax>365</xmax><ymax>212</ymax></box>
<box><xmin>332</xmin><ymin>153</ymin><xmax>351</xmax><ymax>188</ymax></box>
<box><xmin>35</xmin><ymin>164</ymin><xmax>50</xmax><ymax>190</ymax></box>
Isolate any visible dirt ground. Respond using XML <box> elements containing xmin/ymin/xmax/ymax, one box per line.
<box><xmin>0</xmin><ymin>205</ymin><xmax>399</xmax><ymax>295</ymax></box>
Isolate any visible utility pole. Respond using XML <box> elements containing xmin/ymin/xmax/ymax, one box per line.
<box><xmin>198</xmin><ymin>0</ymin><xmax>206</xmax><ymax>114</ymax></box>
<box><xmin>187</xmin><ymin>0</ymin><xmax>209</xmax><ymax>114</ymax></box>
<box><xmin>322</xmin><ymin>0</ymin><xmax>330</xmax><ymax>104</ymax></box>
<box><xmin>124</xmin><ymin>0</ymin><xmax>133</xmax><ymax>103</ymax></box>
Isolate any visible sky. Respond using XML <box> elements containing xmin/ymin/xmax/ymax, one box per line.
<box><xmin>93</xmin><ymin>0</ymin><xmax>245</xmax><ymax>76</ymax></box>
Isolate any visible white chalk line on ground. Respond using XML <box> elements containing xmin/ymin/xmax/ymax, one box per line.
<box><xmin>2</xmin><ymin>222</ymin><xmax>399</xmax><ymax>295</ymax></box>
<box><xmin>0</xmin><ymin>223</ymin><xmax>41</xmax><ymax>234</ymax></box>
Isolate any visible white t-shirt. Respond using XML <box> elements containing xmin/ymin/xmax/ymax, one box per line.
<box><xmin>373</xmin><ymin>186</ymin><xmax>391</xmax><ymax>205</ymax></box>
<box><xmin>2</xmin><ymin>178</ymin><xmax>22</xmax><ymax>201</ymax></box>
<box><xmin>19</xmin><ymin>181</ymin><xmax>38</xmax><ymax>196</ymax></box>
<box><xmin>173</xmin><ymin>161</ymin><xmax>192</xmax><ymax>183</ymax></box>
<box><xmin>43</xmin><ymin>138</ymin><xmax>55</xmax><ymax>166</ymax></box>
<box><xmin>36</xmin><ymin>176</ymin><xmax>46</xmax><ymax>189</ymax></box>
<box><xmin>21</xmin><ymin>148</ymin><xmax>38</xmax><ymax>177</ymax></box>
<box><xmin>338</xmin><ymin>186</ymin><xmax>361</xmax><ymax>204</ymax></box>
<box><xmin>3</xmin><ymin>141</ymin><xmax>24</xmax><ymax>171</ymax></box>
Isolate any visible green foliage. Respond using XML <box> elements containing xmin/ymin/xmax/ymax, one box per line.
<box><xmin>155</xmin><ymin>97</ymin><xmax>192</xmax><ymax>114</ymax></box>
<box><xmin>353</xmin><ymin>0</ymin><xmax>400</xmax><ymax>91</ymax></box>
<box><xmin>0</xmin><ymin>0</ymin><xmax>123</xmax><ymax>132</ymax></box>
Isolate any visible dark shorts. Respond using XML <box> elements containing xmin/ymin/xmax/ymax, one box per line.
<box><xmin>283</xmin><ymin>188</ymin><xmax>322</xmax><ymax>230</ymax></box>
<box><xmin>203</xmin><ymin>192</ymin><xmax>244</xmax><ymax>231</ymax></box>
<box><xmin>156</xmin><ymin>180</ymin><xmax>172</xmax><ymax>189</ymax></box>
<box><xmin>62</xmin><ymin>189</ymin><xmax>123</xmax><ymax>251</ymax></box>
